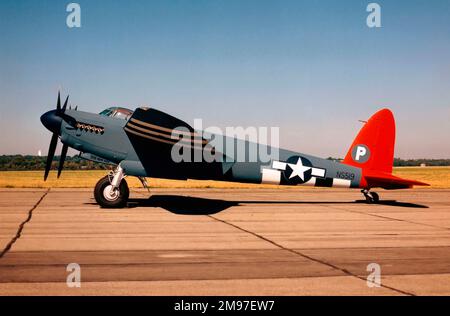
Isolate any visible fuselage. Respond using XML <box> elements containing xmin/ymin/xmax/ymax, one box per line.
<box><xmin>56</xmin><ymin>109</ymin><xmax>364</xmax><ymax>190</ymax></box>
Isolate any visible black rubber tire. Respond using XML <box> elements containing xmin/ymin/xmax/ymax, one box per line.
<box><xmin>371</xmin><ymin>192</ymin><xmax>380</xmax><ymax>203</ymax></box>
<box><xmin>94</xmin><ymin>175</ymin><xmax>129</xmax><ymax>208</ymax></box>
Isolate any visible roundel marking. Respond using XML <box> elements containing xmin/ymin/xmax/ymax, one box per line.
<box><xmin>351</xmin><ymin>144</ymin><xmax>371</xmax><ymax>163</ymax></box>
<box><xmin>282</xmin><ymin>156</ymin><xmax>313</xmax><ymax>185</ymax></box>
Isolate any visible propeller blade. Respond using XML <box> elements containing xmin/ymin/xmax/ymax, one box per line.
<box><xmin>57</xmin><ymin>143</ymin><xmax>69</xmax><ymax>178</ymax></box>
<box><xmin>57</xmin><ymin>92</ymin><xmax>61</xmax><ymax>112</ymax></box>
<box><xmin>44</xmin><ymin>133</ymin><xmax>59</xmax><ymax>181</ymax></box>
<box><xmin>62</xmin><ymin>95</ymin><xmax>69</xmax><ymax>113</ymax></box>
<box><xmin>61</xmin><ymin>113</ymin><xmax>78</xmax><ymax>128</ymax></box>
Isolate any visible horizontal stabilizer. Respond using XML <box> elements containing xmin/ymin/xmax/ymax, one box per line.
<box><xmin>364</xmin><ymin>171</ymin><xmax>429</xmax><ymax>190</ymax></box>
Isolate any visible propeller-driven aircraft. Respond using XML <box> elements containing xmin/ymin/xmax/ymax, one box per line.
<box><xmin>40</xmin><ymin>93</ymin><xmax>428</xmax><ymax>208</ymax></box>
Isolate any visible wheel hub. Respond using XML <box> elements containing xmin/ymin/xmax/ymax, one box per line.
<box><xmin>103</xmin><ymin>185</ymin><xmax>120</xmax><ymax>201</ymax></box>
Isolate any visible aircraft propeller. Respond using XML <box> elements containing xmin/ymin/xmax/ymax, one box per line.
<box><xmin>40</xmin><ymin>92</ymin><xmax>77</xmax><ymax>180</ymax></box>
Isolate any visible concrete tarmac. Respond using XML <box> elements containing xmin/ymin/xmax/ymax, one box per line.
<box><xmin>1</xmin><ymin>188</ymin><xmax>450</xmax><ymax>296</ymax></box>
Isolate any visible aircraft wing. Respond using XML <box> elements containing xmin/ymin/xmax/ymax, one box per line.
<box><xmin>124</xmin><ymin>108</ymin><xmax>225</xmax><ymax>180</ymax></box>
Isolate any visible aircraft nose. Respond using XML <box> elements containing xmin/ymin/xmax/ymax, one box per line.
<box><xmin>40</xmin><ymin>110</ymin><xmax>62</xmax><ymax>135</ymax></box>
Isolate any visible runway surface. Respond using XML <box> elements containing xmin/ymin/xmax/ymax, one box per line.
<box><xmin>1</xmin><ymin>188</ymin><xmax>450</xmax><ymax>296</ymax></box>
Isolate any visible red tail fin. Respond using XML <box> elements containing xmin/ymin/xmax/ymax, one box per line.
<box><xmin>343</xmin><ymin>109</ymin><xmax>395</xmax><ymax>174</ymax></box>
<box><xmin>343</xmin><ymin>109</ymin><xmax>429</xmax><ymax>189</ymax></box>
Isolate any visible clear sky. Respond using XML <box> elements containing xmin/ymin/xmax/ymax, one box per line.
<box><xmin>0</xmin><ymin>0</ymin><xmax>449</xmax><ymax>158</ymax></box>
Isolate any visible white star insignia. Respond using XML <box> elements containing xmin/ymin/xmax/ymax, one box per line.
<box><xmin>287</xmin><ymin>158</ymin><xmax>311</xmax><ymax>181</ymax></box>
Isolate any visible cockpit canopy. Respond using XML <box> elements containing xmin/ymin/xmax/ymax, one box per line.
<box><xmin>99</xmin><ymin>107</ymin><xmax>134</xmax><ymax>120</ymax></box>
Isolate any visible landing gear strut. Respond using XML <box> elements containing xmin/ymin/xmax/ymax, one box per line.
<box><xmin>94</xmin><ymin>165</ymin><xmax>129</xmax><ymax>208</ymax></box>
<box><xmin>361</xmin><ymin>189</ymin><xmax>380</xmax><ymax>204</ymax></box>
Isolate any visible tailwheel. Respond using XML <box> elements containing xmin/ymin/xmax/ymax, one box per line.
<box><xmin>361</xmin><ymin>189</ymin><xmax>380</xmax><ymax>204</ymax></box>
<box><xmin>94</xmin><ymin>167</ymin><xmax>129</xmax><ymax>208</ymax></box>
<box><xmin>370</xmin><ymin>192</ymin><xmax>380</xmax><ymax>203</ymax></box>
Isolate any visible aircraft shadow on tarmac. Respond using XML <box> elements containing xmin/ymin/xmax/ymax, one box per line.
<box><xmin>125</xmin><ymin>195</ymin><xmax>428</xmax><ymax>215</ymax></box>
<box><xmin>127</xmin><ymin>195</ymin><xmax>238</xmax><ymax>215</ymax></box>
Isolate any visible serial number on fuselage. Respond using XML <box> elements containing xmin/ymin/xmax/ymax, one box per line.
<box><xmin>335</xmin><ymin>171</ymin><xmax>355</xmax><ymax>180</ymax></box>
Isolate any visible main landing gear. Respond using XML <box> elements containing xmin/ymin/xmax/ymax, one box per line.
<box><xmin>94</xmin><ymin>165</ymin><xmax>129</xmax><ymax>208</ymax></box>
<box><xmin>361</xmin><ymin>189</ymin><xmax>380</xmax><ymax>204</ymax></box>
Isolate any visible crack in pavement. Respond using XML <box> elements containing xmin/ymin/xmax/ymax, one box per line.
<box><xmin>208</xmin><ymin>214</ymin><xmax>415</xmax><ymax>296</ymax></box>
<box><xmin>0</xmin><ymin>189</ymin><xmax>50</xmax><ymax>259</ymax></box>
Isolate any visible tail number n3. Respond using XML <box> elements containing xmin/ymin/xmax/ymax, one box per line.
<box><xmin>336</xmin><ymin>172</ymin><xmax>355</xmax><ymax>180</ymax></box>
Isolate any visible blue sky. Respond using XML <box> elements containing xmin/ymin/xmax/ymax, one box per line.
<box><xmin>1</xmin><ymin>0</ymin><xmax>449</xmax><ymax>158</ymax></box>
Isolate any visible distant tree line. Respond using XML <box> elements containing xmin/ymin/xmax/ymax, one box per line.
<box><xmin>0</xmin><ymin>155</ymin><xmax>449</xmax><ymax>171</ymax></box>
<box><xmin>0</xmin><ymin>155</ymin><xmax>110</xmax><ymax>171</ymax></box>
<box><xmin>392</xmin><ymin>158</ymin><xmax>450</xmax><ymax>167</ymax></box>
